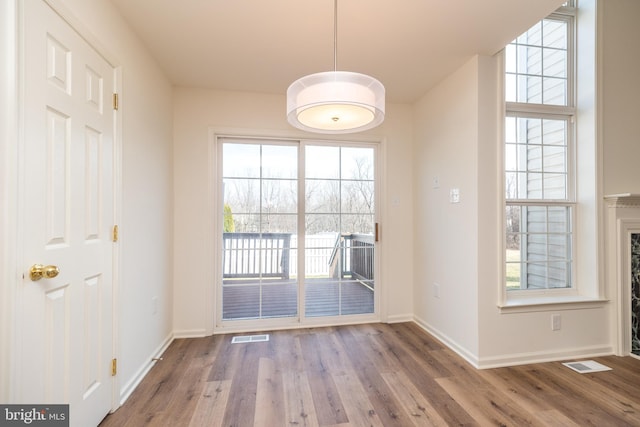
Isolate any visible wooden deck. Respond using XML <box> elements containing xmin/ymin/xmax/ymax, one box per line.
<box><xmin>222</xmin><ymin>278</ymin><xmax>374</xmax><ymax>319</ymax></box>
<box><xmin>99</xmin><ymin>322</ymin><xmax>640</xmax><ymax>427</ymax></box>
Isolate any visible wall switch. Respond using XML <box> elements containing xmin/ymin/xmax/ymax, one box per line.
<box><xmin>433</xmin><ymin>282</ymin><xmax>440</xmax><ymax>299</ymax></box>
<box><xmin>551</xmin><ymin>314</ymin><xmax>561</xmax><ymax>331</ymax></box>
<box><xmin>449</xmin><ymin>188</ymin><xmax>460</xmax><ymax>203</ymax></box>
<box><xmin>152</xmin><ymin>296</ymin><xmax>159</xmax><ymax>315</ymax></box>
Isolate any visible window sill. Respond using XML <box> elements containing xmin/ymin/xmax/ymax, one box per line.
<box><xmin>498</xmin><ymin>295</ymin><xmax>609</xmax><ymax>313</ymax></box>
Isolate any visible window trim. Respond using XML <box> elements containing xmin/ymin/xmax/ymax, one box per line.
<box><xmin>501</xmin><ymin>5</ymin><xmax>581</xmax><ymax>303</ymax></box>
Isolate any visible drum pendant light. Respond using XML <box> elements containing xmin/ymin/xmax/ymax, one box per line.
<box><xmin>286</xmin><ymin>0</ymin><xmax>385</xmax><ymax>134</ymax></box>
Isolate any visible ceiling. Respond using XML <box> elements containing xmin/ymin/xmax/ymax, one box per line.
<box><xmin>109</xmin><ymin>0</ymin><xmax>565</xmax><ymax>104</ymax></box>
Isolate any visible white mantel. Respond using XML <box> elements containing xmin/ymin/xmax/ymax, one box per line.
<box><xmin>605</xmin><ymin>193</ymin><xmax>640</xmax><ymax>208</ymax></box>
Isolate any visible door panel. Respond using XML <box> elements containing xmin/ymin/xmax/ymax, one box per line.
<box><xmin>304</xmin><ymin>145</ymin><xmax>376</xmax><ymax>318</ymax></box>
<box><xmin>221</xmin><ymin>141</ymin><xmax>299</xmax><ymax>321</ymax></box>
<box><xmin>19</xmin><ymin>1</ymin><xmax>115</xmax><ymax>425</ymax></box>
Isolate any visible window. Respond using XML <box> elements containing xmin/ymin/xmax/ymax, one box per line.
<box><xmin>504</xmin><ymin>5</ymin><xmax>576</xmax><ymax>292</ymax></box>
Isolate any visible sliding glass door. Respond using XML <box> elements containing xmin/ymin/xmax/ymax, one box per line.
<box><xmin>304</xmin><ymin>145</ymin><xmax>376</xmax><ymax>317</ymax></box>
<box><xmin>220</xmin><ymin>138</ymin><xmax>377</xmax><ymax>324</ymax></box>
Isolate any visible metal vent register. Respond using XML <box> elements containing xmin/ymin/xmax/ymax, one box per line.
<box><xmin>562</xmin><ymin>360</ymin><xmax>612</xmax><ymax>374</ymax></box>
<box><xmin>231</xmin><ymin>334</ymin><xmax>270</xmax><ymax>344</ymax></box>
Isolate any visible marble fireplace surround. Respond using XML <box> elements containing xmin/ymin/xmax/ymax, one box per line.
<box><xmin>605</xmin><ymin>194</ymin><xmax>640</xmax><ymax>357</ymax></box>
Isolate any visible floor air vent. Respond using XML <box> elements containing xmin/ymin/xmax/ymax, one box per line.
<box><xmin>231</xmin><ymin>334</ymin><xmax>269</xmax><ymax>344</ymax></box>
<box><xmin>562</xmin><ymin>360</ymin><xmax>612</xmax><ymax>374</ymax></box>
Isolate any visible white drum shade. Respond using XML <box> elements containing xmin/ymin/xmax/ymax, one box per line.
<box><xmin>286</xmin><ymin>71</ymin><xmax>385</xmax><ymax>134</ymax></box>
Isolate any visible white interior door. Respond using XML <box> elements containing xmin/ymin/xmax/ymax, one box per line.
<box><xmin>18</xmin><ymin>1</ymin><xmax>116</xmax><ymax>425</ymax></box>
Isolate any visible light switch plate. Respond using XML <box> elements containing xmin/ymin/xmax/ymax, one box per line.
<box><xmin>449</xmin><ymin>188</ymin><xmax>460</xmax><ymax>203</ymax></box>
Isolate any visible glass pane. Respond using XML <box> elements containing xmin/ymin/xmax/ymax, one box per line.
<box><xmin>505</xmin><ymin>44</ymin><xmax>517</xmax><ymax>73</ymax></box>
<box><xmin>505</xmin><ymin>74</ymin><xmax>517</xmax><ymax>102</ymax></box>
<box><xmin>306</xmin><ymin>145</ymin><xmax>339</xmax><ymax>179</ymax></box>
<box><xmin>506</xmin><ymin>117</ymin><xmax>569</xmax><ymax>200</ymax></box>
<box><xmin>262</xmin><ymin>179</ymin><xmax>297</xmax><ymax>214</ymax></box>
<box><xmin>506</xmin><ymin>204</ymin><xmax>572</xmax><ymax>290</ymax></box>
<box><xmin>305</xmin><ymin>213</ymin><xmax>340</xmax><ymax>235</ymax></box>
<box><xmin>224</xmin><ymin>178</ymin><xmax>259</xmax><ymax>215</ymax></box>
<box><xmin>543</xmin><ymin>48</ymin><xmax>567</xmax><ymax>78</ymax></box>
<box><xmin>507</xmin><ymin>17</ymin><xmax>569</xmax><ymax>107</ymax></box>
<box><xmin>543</xmin><ymin>77</ymin><xmax>567</xmax><ymax>105</ymax></box>
<box><xmin>262</xmin><ymin>144</ymin><xmax>297</xmax><ymax>179</ymax></box>
<box><xmin>543</xmin><ymin>19</ymin><xmax>567</xmax><ymax>49</ymax></box>
<box><xmin>342</xmin><ymin>180</ymin><xmax>375</xmax><ymax>214</ymax></box>
<box><xmin>518</xmin><ymin>75</ymin><xmax>542</xmax><ymax>103</ymax></box>
<box><xmin>306</xmin><ymin>180</ymin><xmax>339</xmax><ymax>214</ymax></box>
<box><xmin>341</xmin><ymin>147</ymin><xmax>374</xmax><ymax>180</ymax></box>
<box><xmin>261</xmin><ymin>214</ymin><xmax>297</xmax><ymax>234</ymax></box>
<box><xmin>222</xmin><ymin>285</ymin><xmax>259</xmax><ymax>320</ymax></box>
<box><xmin>341</xmin><ymin>214</ymin><xmax>374</xmax><ymax>235</ymax></box>
<box><xmin>223</xmin><ymin>144</ymin><xmax>260</xmax><ymax>178</ymax></box>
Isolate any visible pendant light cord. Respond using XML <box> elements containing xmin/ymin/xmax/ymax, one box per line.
<box><xmin>333</xmin><ymin>0</ymin><xmax>338</xmax><ymax>72</ymax></box>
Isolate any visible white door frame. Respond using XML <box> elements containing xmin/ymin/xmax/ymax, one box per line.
<box><xmin>209</xmin><ymin>130</ymin><xmax>383</xmax><ymax>334</ymax></box>
<box><xmin>0</xmin><ymin>0</ymin><xmax>20</xmax><ymax>404</ymax></box>
<box><xmin>0</xmin><ymin>0</ymin><xmax>123</xmax><ymax>411</ymax></box>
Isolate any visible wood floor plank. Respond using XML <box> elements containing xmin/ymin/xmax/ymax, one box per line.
<box><xmin>536</xmin><ymin>362</ymin><xmax>640</xmax><ymax>425</ymax></box>
<box><xmin>336</xmin><ymin>326</ymin><xmax>417</xmax><ymax>426</ymax></box>
<box><xmin>282</xmin><ymin>371</ymin><xmax>320</xmax><ymax>427</ymax></box>
<box><xmin>381</xmin><ymin>324</ymin><xmax>453</xmax><ymax>380</ymax></box>
<box><xmin>512</xmin><ymin>364</ymin><xmax>632</xmax><ymax>426</ymax></box>
<box><xmin>332</xmin><ymin>372</ymin><xmax>384</xmax><ymax>427</ymax></box>
<box><xmin>436</xmin><ymin>376</ymin><xmax>544</xmax><ymax>427</ymax></box>
<box><xmin>220</xmin><ymin>341</ymin><xmax>266</xmax><ymax>427</ymax></box>
<box><xmin>534</xmin><ymin>409</ymin><xmax>582</xmax><ymax>427</ymax></box>
<box><xmin>188</xmin><ymin>380</ymin><xmax>232</xmax><ymax>427</ymax></box>
<box><xmin>254</xmin><ymin>357</ymin><xmax>286</xmax><ymax>427</ymax></box>
<box><xmin>380</xmin><ymin>371</ymin><xmax>449</xmax><ymax>427</ymax></box>
<box><xmin>475</xmin><ymin>362</ymin><xmax>560</xmax><ymax>416</ymax></box>
<box><xmin>367</xmin><ymin>326</ymin><xmax>476</xmax><ymax>425</ymax></box>
<box><xmin>298</xmin><ymin>332</ymin><xmax>349</xmax><ymax>425</ymax></box>
<box><xmin>315</xmin><ymin>329</ymin><xmax>353</xmax><ymax>376</ymax></box>
<box><xmin>207</xmin><ymin>335</ymin><xmax>242</xmax><ymax>382</ymax></box>
<box><xmin>162</xmin><ymin>336</ymin><xmax>222</xmax><ymax>427</ymax></box>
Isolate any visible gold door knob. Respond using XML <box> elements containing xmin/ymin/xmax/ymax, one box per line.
<box><xmin>29</xmin><ymin>264</ymin><xmax>60</xmax><ymax>281</ymax></box>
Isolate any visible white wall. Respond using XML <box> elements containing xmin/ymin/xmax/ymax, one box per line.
<box><xmin>45</xmin><ymin>0</ymin><xmax>174</xmax><ymax>402</ymax></box>
<box><xmin>412</xmin><ymin>57</ymin><xmax>481</xmax><ymax>362</ymax></box>
<box><xmin>172</xmin><ymin>88</ymin><xmax>414</xmax><ymax>335</ymax></box>
<box><xmin>413</xmin><ymin>50</ymin><xmax>614</xmax><ymax>368</ymax></box>
<box><xmin>602</xmin><ymin>0</ymin><xmax>640</xmax><ymax>195</ymax></box>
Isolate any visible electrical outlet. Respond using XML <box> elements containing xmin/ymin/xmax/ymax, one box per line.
<box><xmin>551</xmin><ymin>314</ymin><xmax>561</xmax><ymax>331</ymax></box>
<box><xmin>433</xmin><ymin>282</ymin><xmax>440</xmax><ymax>299</ymax></box>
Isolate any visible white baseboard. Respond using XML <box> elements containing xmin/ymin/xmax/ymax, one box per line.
<box><xmin>411</xmin><ymin>315</ymin><xmax>614</xmax><ymax>369</ymax></box>
<box><xmin>173</xmin><ymin>329</ymin><xmax>209</xmax><ymax>339</ymax></box>
<box><xmin>385</xmin><ymin>313</ymin><xmax>414</xmax><ymax>324</ymax></box>
<box><xmin>475</xmin><ymin>345</ymin><xmax>614</xmax><ymax>369</ymax></box>
<box><xmin>412</xmin><ymin>315</ymin><xmax>480</xmax><ymax>368</ymax></box>
<box><xmin>117</xmin><ymin>333</ymin><xmax>174</xmax><ymax>407</ymax></box>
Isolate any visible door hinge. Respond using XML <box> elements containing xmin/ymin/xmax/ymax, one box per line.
<box><xmin>113</xmin><ymin>93</ymin><xmax>119</xmax><ymax>111</ymax></box>
<box><xmin>112</xmin><ymin>225</ymin><xmax>119</xmax><ymax>242</ymax></box>
<box><xmin>111</xmin><ymin>358</ymin><xmax>117</xmax><ymax>376</ymax></box>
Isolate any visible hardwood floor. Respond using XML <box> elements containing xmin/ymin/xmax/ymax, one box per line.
<box><xmin>100</xmin><ymin>323</ymin><xmax>640</xmax><ymax>426</ymax></box>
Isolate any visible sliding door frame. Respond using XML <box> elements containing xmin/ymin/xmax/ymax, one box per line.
<box><xmin>210</xmin><ymin>130</ymin><xmax>382</xmax><ymax>334</ymax></box>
